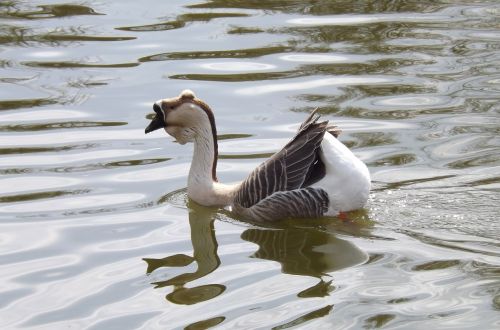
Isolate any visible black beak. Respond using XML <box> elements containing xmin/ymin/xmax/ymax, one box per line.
<box><xmin>145</xmin><ymin>103</ymin><xmax>166</xmax><ymax>134</ymax></box>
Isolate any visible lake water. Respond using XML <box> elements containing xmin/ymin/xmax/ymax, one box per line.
<box><xmin>1</xmin><ymin>1</ymin><xmax>499</xmax><ymax>329</ymax></box>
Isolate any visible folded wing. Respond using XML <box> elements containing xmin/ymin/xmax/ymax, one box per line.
<box><xmin>235</xmin><ymin>187</ymin><xmax>329</xmax><ymax>221</ymax></box>
<box><xmin>234</xmin><ymin>110</ymin><xmax>328</xmax><ymax>212</ymax></box>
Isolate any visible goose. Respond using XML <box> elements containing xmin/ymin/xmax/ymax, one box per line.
<box><xmin>145</xmin><ymin>90</ymin><xmax>370</xmax><ymax>221</ymax></box>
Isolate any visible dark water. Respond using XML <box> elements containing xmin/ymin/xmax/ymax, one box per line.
<box><xmin>0</xmin><ymin>1</ymin><xmax>499</xmax><ymax>329</ymax></box>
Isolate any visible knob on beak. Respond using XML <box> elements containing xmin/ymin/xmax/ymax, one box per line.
<box><xmin>145</xmin><ymin>103</ymin><xmax>166</xmax><ymax>134</ymax></box>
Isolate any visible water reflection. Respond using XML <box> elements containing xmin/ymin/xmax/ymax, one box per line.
<box><xmin>1</xmin><ymin>0</ymin><xmax>498</xmax><ymax>327</ymax></box>
<box><xmin>144</xmin><ymin>201</ymin><xmax>223</xmax><ymax>305</ymax></box>
<box><xmin>243</xmin><ymin>225</ymin><xmax>367</xmax><ymax>277</ymax></box>
<box><xmin>1</xmin><ymin>3</ymin><xmax>102</xmax><ymax>20</ymax></box>
<box><xmin>187</xmin><ymin>0</ymin><xmax>446</xmax><ymax>13</ymax></box>
<box><xmin>139</xmin><ymin>45</ymin><xmax>291</xmax><ymax>62</ymax></box>
<box><xmin>145</xmin><ymin>199</ymin><xmax>367</xmax><ymax>305</ymax></box>
<box><xmin>236</xmin><ymin>76</ymin><xmax>392</xmax><ymax>95</ymax></box>
<box><xmin>242</xmin><ymin>222</ymin><xmax>368</xmax><ymax>297</ymax></box>
<box><xmin>118</xmin><ymin>12</ymin><xmax>248</xmax><ymax>32</ymax></box>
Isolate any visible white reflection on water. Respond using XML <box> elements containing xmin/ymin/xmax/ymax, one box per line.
<box><xmin>280</xmin><ymin>54</ymin><xmax>350</xmax><ymax>63</ymax></box>
<box><xmin>287</xmin><ymin>13</ymin><xmax>453</xmax><ymax>26</ymax></box>
<box><xmin>236</xmin><ymin>76</ymin><xmax>391</xmax><ymax>95</ymax></box>
<box><xmin>0</xmin><ymin>129</ymin><xmax>151</xmax><ymax>146</ymax></box>
<box><xmin>0</xmin><ymin>193</ymin><xmax>145</xmax><ymax>213</ymax></box>
<box><xmin>288</xmin><ymin>16</ymin><xmax>381</xmax><ymax>26</ymax></box>
<box><xmin>0</xmin><ymin>110</ymin><xmax>87</xmax><ymax>122</ymax></box>
<box><xmin>220</xmin><ymin>138</ymin><xmax>288</xmax><ymax>154</ymax></box>
<box><xmin>0</xmin><ymin>176</ymin><xmax>81</xmax><ymax>195</ymax></box>
<box><xmin>0</xmin><ymin>222</ymin><xmax>58</xmax><ymax>254</ymax></box>
<box><xmin>0</xmin><ymin>149</ymin><xmax>141</xmax><ymax>167</ymax></box>
<box><xmin>374</xmin><ymin>95</ymin><xmax>451</xmax><ymax>106</ymax></box>
<box><xmin>0</xmin><ymin>83</ymin><xmax>49</xmax><ymax>100</ymax></box>
<box><xmin>270</xmin><ymin>119</ymin><xmax>416</xmax><ymax>134</ymax></box>
<box><xmin>110</xmin><ymin>163</ymin><xmax>188</xmax><ymax>182</ymax></box>
<box><xmin>200</xmin><ymin>62</ymin><xmax>275</xmax><ymax>71</ymax></box>
<box><xmin>428</xmin><ymin>135</ymin><xmax>497</xmax><ymax>160</ymax></box>
<box><xmin>27</xmin><ymin>51</ymin><xmax>66</xmax><ymax>58</ymax></box>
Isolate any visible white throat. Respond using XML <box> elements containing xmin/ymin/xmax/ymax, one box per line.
<box><xmin>189</xmin><ymin>124</ymin><xmax>216</xmax><ymax>187</ymax></box>
<box><xmin>187</xmin><ymin>120</ymin><xmax>236</xmax><ymax>206</ymax></box>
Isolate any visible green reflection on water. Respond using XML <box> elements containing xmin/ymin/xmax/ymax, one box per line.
<box><xmin>22</xmin><ymin>61</ymin><xmax>139</xmax><ymax>69</ymax></box>
<box><xmin>272</xmin><ymin>304</ymin><xmax>334</xmax><ymax>330</ymax></box>
<box><xmin>170</xmin><ymin>71</ymin><xmax>301</xmax><ymax>82</ymax></box>
<box><xmin>145</xmin><ymin>197</ymin><xmax>368</xmax><ymax>306</ymax></box>
<box><xmin>363</xmin><ymin>313</ymin><xmax>396</xmax><ymax>329</ymax></box>
<box><xmin>217</xmin><ymin>133</ymin><xmax>252</xmax><ymax>141</ymax></box>
<box><xmin>1</xmin><ymin>4</ymin><xmax>103</xmax><ymax>20</ymax></box>
<box><xmin>412</xmin><ymin>259</ymin><xmax>461</xmax><ymax>271</ymax></box>
<box><xmin>139</xmin><ymin>46</ymin><xmax>292</xmax><ymax>62</ymax></box>
<box><xmin>186</xmin><ymin>0</ymin><xmax>445</xmax><ymax>13</ymax></box>
<box><xmin>117</xmin><ymin>12</ymin><xmax>248</xmax><ymax>32</ymax></box>
<box><xmin>242</xmin><ymin>225</ymin><xmax>367</xmax><ymax>278</ymax></box>
<box><xmin>219</xmin><ymin>152</ymin><xmax>275</xmax><ymax>160</ymax></box>
<box><xmin>0</xmin><ymin>189</ymin><xmax>85</xmax><ymax>203</ymax></box>
<box><xmin>0</xmin><ymin>144</ymin><xmax>95</xmax><ymax>155</ymax></box>
<box><xmin>242</xmin><ymin>217</ymin><xmax>368</xmax><ymax>298</ymax></box>
<box><xmin>184</xmin><ymin>316</ymin><xmax>226</xmax><ymax>330</ymax></box>
<box><xmin>144</xmin><ymin>254</ymin><xmax>194</xmax><ymax>274</ymax></box>
<box><xmin>0</xmin><ymin>32</ymin><xmax>136</xmax><ymax>45</ymax></box>
<box><xmin>0</xmin><ymin>98</ymin><xmax>57</xmax><ymax>111</ymax></box>
<box><xmin>369</xmin><ymin>153</ymin><xmax>417</xmax><ymax>167</ymax></box>
<box><xmin>167</xmin><ymin>284</ymin><xmax>226</xmax><ymax>305</ymax></box>
<box><xmin>145</xmin><ymin>201</ymin><xmax>222</xmax><ymax>305</ymax></box>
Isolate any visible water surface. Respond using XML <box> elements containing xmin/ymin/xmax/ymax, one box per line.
<box><xmin>0</xmin><ymin>1</ymin><xmax>499</xmax><ymax>329</ymax></box>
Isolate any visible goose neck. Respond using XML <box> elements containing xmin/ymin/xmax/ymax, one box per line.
<box><xmin>187</xmin><ymin>125</ymin><xmax>236</xmax><ymax>206</ymax></box>
<box><xmin>189</xmin><ymin>125</ymin><xmax>217</xmax><ymax>184</ymax></box>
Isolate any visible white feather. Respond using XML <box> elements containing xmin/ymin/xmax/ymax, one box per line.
<box><xmin>311</xmin><ymin>132</ymin><xmax>371</xmax><ymax>215</ymax></box>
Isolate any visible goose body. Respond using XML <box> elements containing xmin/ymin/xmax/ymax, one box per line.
<box><xmin>145</xmin><ymin>90</ymin><xmax>370</xmax><ymax>222</ymax></box>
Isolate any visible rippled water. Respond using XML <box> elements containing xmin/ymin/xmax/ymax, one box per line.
<box><xmin>1</xmin><ymin>1</ymin><xmax>499</xmax><ymax>329</ymax></box>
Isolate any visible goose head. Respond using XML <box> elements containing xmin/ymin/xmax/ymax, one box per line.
<box><xmin>145</xmin><ymin>90</ymin><xmax>217</xmax><ymax>145</ymax></box>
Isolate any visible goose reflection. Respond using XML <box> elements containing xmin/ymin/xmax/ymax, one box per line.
<box><xmin>144</xmin><ymin>197</ymin><xmax>369</xmax><ymax>304</ymax></box>
<box><xmin>242</xmin><ymin>221</ymin><xmax>368</xmax><ymax>297</ymax></box>
<box><xmin>143</xmin><ymin>200</ymin><xmax>224</xmax><ymax>305</ymax></box>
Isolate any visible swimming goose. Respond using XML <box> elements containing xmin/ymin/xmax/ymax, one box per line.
<box><xmin>145</xmin><ymin>90</ymin><xmax>370</xmax><ymax>221</ymax></box>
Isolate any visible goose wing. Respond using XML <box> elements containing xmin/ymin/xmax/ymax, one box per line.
<box><xmin>234</xmin><ymin>187</ymin><xmax>329</xmax><ymax>222</ymax></box>
<box><xmin>234</xmin><ymin>110</ymin><xmax>328</xmax><ymax>209</ymax></box>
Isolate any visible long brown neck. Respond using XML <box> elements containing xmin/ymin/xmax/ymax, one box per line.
<box><xmin>209</xmin><ymin>120</ymin><xmax>218</xmax><ymax>182</ymax></box>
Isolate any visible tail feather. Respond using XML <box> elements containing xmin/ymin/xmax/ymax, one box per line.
<box><xmin>298</xmin><ymin>108</ymin><xmax>321</xmax><ymax>131</ymax></box>
<box><xmin>327</xmin><ymin>125</ymin><xmax>342</xmax><ymax>138</ymax></box>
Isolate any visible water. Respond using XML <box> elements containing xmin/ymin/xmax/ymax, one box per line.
<box><xmin>1</xmin><ymin>0</ymin><xmax>499</xmax><ymax>329</ymax></box>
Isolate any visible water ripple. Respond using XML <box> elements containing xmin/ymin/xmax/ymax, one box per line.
<box><xmin>0</xmin><ymin>1</ymin><xmax>499</xmax><ymax>329</ymax></box>
<box><xmin>0</xmin><ymin>193</ymin><xmax>145</xmax><ymax>214</ymax></box>
<box><xmin>0</xmin><ymin>129</ymin><xmax>150</xmax><ymax>146</ymax></box>
<box><xmin>236</xmin><ymin>75</ymin><xmax>408</xmax><ymax>95</ymax></box>
<box><xmin>287</xmin><ymin>12</ymin><xmax>456</xmax><ymax>26</ymax></box>
<box><xmin>200</xmin><ymin>61</ymin><xmax>276</xmax><ymax>72</ymax></box>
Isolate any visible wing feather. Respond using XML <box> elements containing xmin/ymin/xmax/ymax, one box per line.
<box><xmin>235</xmin><ymin>111</ymin><xmax>327</xmax><ymax>209</ymax></box>
<box><xmin>235</xmin><ymin>187</ymin><xmax>329</xmax><ymax>222</ymax></box>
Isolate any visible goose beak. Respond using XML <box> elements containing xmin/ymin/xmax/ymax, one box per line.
<box><xmin>145</xmin><ymin>103</ymin><xmax>166</xmax><ymax>134</ymax></box>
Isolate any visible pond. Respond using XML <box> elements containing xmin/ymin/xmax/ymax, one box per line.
<box><xmin>0</xmin><ymin>1</ymin><xmax>499</xmax><ymax>329</ymax></box>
